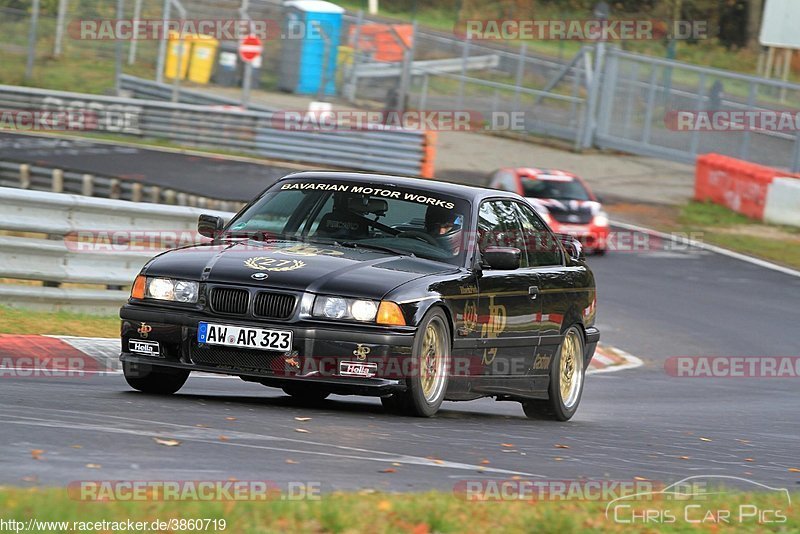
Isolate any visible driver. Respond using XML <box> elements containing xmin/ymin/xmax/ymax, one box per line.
<box><xmin>425</xmin><ymin>206</ymin><xmax>463</xmax><ymax>255</ymax></box>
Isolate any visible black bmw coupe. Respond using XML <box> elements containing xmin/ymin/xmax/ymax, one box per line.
<box><xmin>120</xmin><ymin>172</ymin><xmax>599</xmax><ymax>419</ymax></box>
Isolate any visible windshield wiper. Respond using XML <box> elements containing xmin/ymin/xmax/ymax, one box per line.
<box><xmin>335</xmin><ymin>241</ymin><xmax>413</xmax><ymax>257</ymax></box>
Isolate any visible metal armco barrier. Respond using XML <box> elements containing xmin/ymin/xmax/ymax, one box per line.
<box><xmin>0</xmin><ymin>84</ymin><xmax>429</xmax><ymax>177</ymax></box>
<box><xmin>0</xmin><ymin>187</ymin><xmax>234</xmax><ymax>314</ymax></box>
<box><xmin>353</xmin><ymin>55</ymin><xmax>500</xmax><ymax>79</ymax></box>
<box><xmin>0</xmin><ymin>160</ymin><xmax>244</xmax><ymax>211</ymax></box>
<box><xmin>119</xmin><ymin>75</ymin><xmax>277</xmax><ymax>112</ymax></box>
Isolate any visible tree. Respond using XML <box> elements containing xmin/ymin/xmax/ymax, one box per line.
<box><xmin>746</xmin><ymin>0</ymin><xmax>764</xmax><ymax>49</ymax></box>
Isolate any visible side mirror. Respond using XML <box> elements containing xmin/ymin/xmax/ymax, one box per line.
<box><xmin>483</xmin><ymin>246</ymin><xmax>521</xmax><ymax>270</ymax></box>
<box><xmin>198</xmin><ymin>214</ymin><xmax>224</xmax><ymax>239</ymax></box>
<box><xmin>558</xmin><ymin>234</ymin><xmax>584</xmax><ymax>262</ymax></box>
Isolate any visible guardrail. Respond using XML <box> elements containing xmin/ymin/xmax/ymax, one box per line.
<box><xmin>0</xmin><ymin>160</ymin><xmax>245</xmax><ymax>211</ymax></box>
<box><xmin>119</xmin><ymin>75</ymin><xmax>277</xmax><ymax>112</ymax></box>
<box><xmin>353</xmin><ymin>55</ymin><xmax>500</xmax><ymax>79</ymax></box>
<box><xmin>0</xmin><ymin>84</ymin><xmax>431</xmax><ymax>177</ymax></box>
<box><xmin>0</xmin><ymin>187</ymin><xmax>234</xmax><ymax>314</ymax></box>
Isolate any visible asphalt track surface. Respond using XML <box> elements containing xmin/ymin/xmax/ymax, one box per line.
<box><xmin>0</xmin><ymin>132</ymin><xmax>294</xmax><ymax>201</ymax></box>
<box><xmin>2</xmin><ymin>233</ymin><xmax>800</xmax><ymax>492</ymax></box>
<box><xmin>1</xmin><ymin>134</ymin><xmax>799</xmax><ymax>492</ymax></box>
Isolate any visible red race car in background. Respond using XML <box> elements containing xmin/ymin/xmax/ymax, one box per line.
<box><xmin>487</xmin><ymin>168</ymin><xmax>610</xmax><ymax>255</ymax></box>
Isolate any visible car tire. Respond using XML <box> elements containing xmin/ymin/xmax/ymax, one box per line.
<box><xmin>522</xmin><ymin>324</ymin><xmax>585</xmax><ymax>421</ymax></box>
<box><xmin>282</xmin><ymin>385</ymin><xmax>330</xmax><ymax>401</ymax></box>
<box><xmin>594</xmin><ymin>248</ymin><xmax>607</xmax><ymax>256</ymax></box>
<box><xmin>123</xmin><ymin>361</ymin><xmax>189</xmax><ymax>395</ymax></box>
<box><xmin>381</xmin><ymin>308</ymin><xmax>450</xmax><ymax>417</ymax></box>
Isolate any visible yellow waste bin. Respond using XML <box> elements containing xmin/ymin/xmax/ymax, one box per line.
<box><xmin>164</xmin><ymin>30</ymin><xmax>191</xmax><ymax>80</ymax></box>
<box><xmin>188</xmin><ymin>34</ymin><xmax>219</xmax><ymax>84</ymax></box>
<box><xmin>336</xmin><ymin>45</ymin><xmax>353</xmax><ymax>84</ymax></box>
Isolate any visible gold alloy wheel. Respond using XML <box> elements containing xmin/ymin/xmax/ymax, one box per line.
<box><xmin>420</xmin><ymin>319</ymin><xmax>446</xmax><ymax>402</ymax></box>
<box><xmin>559</xmin><ymin>329</ymin><xmax>584</xmax><ymax>409</ymax></box>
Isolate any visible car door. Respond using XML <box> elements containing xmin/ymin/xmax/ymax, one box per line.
<box><xmin>474</xmin><ymin>200</ymin><xmax>542</xmax><ymax>390</ymax></box>
<box><xmin>515</xmin><ymin>201</ymin><xmax>572</xmax><ymax>348</ymax></box>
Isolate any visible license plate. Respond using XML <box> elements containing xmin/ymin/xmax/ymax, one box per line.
<box><xmin>339</xmin><ymin>361</ymin><xmax>378</xmax><ymax>378</ymax></box>
<box><xmin>197</xmin><ymin>322</ymin><xmax>292</xmax><ymax>352</ymax></box>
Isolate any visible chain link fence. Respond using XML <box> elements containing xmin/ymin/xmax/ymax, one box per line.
<box><xmin>0</xmin><ymin>0</ymin><xmax>164</xmax><ymax>76</ymax></box>
<box><xmin>596</xmin><ymin>48</ymin><xmax>800</xmax><ymax>171</ymax></box>
<box><xmin>4</xmin><ymin>1</ymin><xmax>800</xmax><ymax>172</ymax></box>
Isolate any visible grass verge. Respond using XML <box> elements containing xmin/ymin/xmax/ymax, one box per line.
<box><xmin>0</xmin><ymin>305</ymin><xmax>118</xmax><ymax>337</ymax></box>
<box><xmin>678</xmin><ymin>202</ymin><xmax>800</xmax><ymax>269</ymax></box>
<box><xmin>0</xmin><ymin>487</ymin><xmax>796</xmax><ymax>533</ymax></box>
<box><xmin>609</xmin><ymin>201</ymin><xmax>800</xmax><ymax>270</ymax></box>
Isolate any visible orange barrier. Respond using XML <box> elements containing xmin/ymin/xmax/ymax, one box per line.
<box><xmin>349</xmin><ymin>24</ymin><xmax>413</xmax><ymax>63</ymax></box>
<box><xmin>420</xmin><ymin>130</ymin><xmax>437</xmax><ymax>178</ymax></box>
<box><xmin>695</xmin><ymin>154</ymin><xmax>799</xmax><ymax>220</ymax></box>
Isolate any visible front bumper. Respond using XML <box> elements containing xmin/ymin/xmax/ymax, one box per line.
<box><xmin>120</xmin><ymin>303</ymin><xmax>415</xmax><ymax>395</ymax></box>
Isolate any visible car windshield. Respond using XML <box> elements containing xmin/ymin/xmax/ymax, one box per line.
<box><xmin>521</xmin><ymin>176</ymin><xmax>590</xmax><ymax>201</ymax></box>
<box><xmin>224</xmin><ymin>180</ymin><xmax>470</xmax><ymax>265</ymax></box>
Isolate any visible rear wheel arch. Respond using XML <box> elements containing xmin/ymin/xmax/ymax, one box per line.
<box><xmin>561</xmin><ymin>307</ymin><xmax>586</xmax><ymax>336</ymax></box>
<box><xmin>523</xmin><ymin>323</ymin><xmax>586</xmax><ymax>421</ymax></box>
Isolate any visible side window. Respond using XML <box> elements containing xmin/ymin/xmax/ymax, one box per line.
<box><xmin>515</xmin><ymin>201</ymin><xmax>562</xmax><ymax>266</ymax></box>
<box><xmin>477</xmin><ymin>200</ymin><xmax>528</xmax><ymax>267</ymax></box>
<box><xmin>477</xmin><ymin>202</ymin><xmax>501</xmax><ymax>252</ymax></box>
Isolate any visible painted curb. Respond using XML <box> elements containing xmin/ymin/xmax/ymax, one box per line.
<box><xmin>588</xmin><ymin>344</ymin><xmax>644</xmax><ymax>375</ymax></box>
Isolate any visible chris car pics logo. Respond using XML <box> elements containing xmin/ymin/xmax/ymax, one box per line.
<box><xmin>605</xmin><ymin>475</ymin><xmax>790</xmax><ymax>525</ymax></box>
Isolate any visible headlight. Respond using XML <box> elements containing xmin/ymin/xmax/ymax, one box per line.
<box><xmin>144</xmin><ymin>277</ymin><xmax>199</xmax><ymax>303</ymax></box>
<box><xmin>351</xmin><ymin>300</ymin><xmax>379</xmax><ymax>321</ymax></box>
<box><xmin>322</xmin><ymin>297</ymin><xmax>348</xmax><ymax>319</ymax></box>
<box><xmin>313</xmin><ymin>296</ymin><xmax>378</xmax><ymax>322</ymax></box>
<box><xmin>593</xmin><ymin>212</ymin><xmax>609</xmax><ymax>227</ymax></box>
<box><xmin>174</xmin><ymin>280</ymin><xmax>199</xmax><ymax>303</ymax></box>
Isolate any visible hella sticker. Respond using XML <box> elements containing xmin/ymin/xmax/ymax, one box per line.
<box><xmin>339</xmin><ymin>361</ymin><xmax>377</xmax><ymax>378</ymax></box>
<box><xmin>128</xmin><ymin>339</ymin><xmax>161</xmax><ymax>357</ymax></box>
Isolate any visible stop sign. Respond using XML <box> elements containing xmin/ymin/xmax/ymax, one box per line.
<box><xmin>239</xmin><ymin>35</ymin><xmax>262</xmax><ymax>63</ymax></box>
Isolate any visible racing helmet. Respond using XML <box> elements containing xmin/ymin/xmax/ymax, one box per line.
<box><xmin>425</xmin><ymin>206</ymin><xmax>463</xmax><ymax>256</ymax></box>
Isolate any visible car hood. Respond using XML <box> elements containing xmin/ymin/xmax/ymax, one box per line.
<box><xmin>143</xmin><ymin>240</ymin><xmax>457</xmax><ymax>299</ymax></box>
